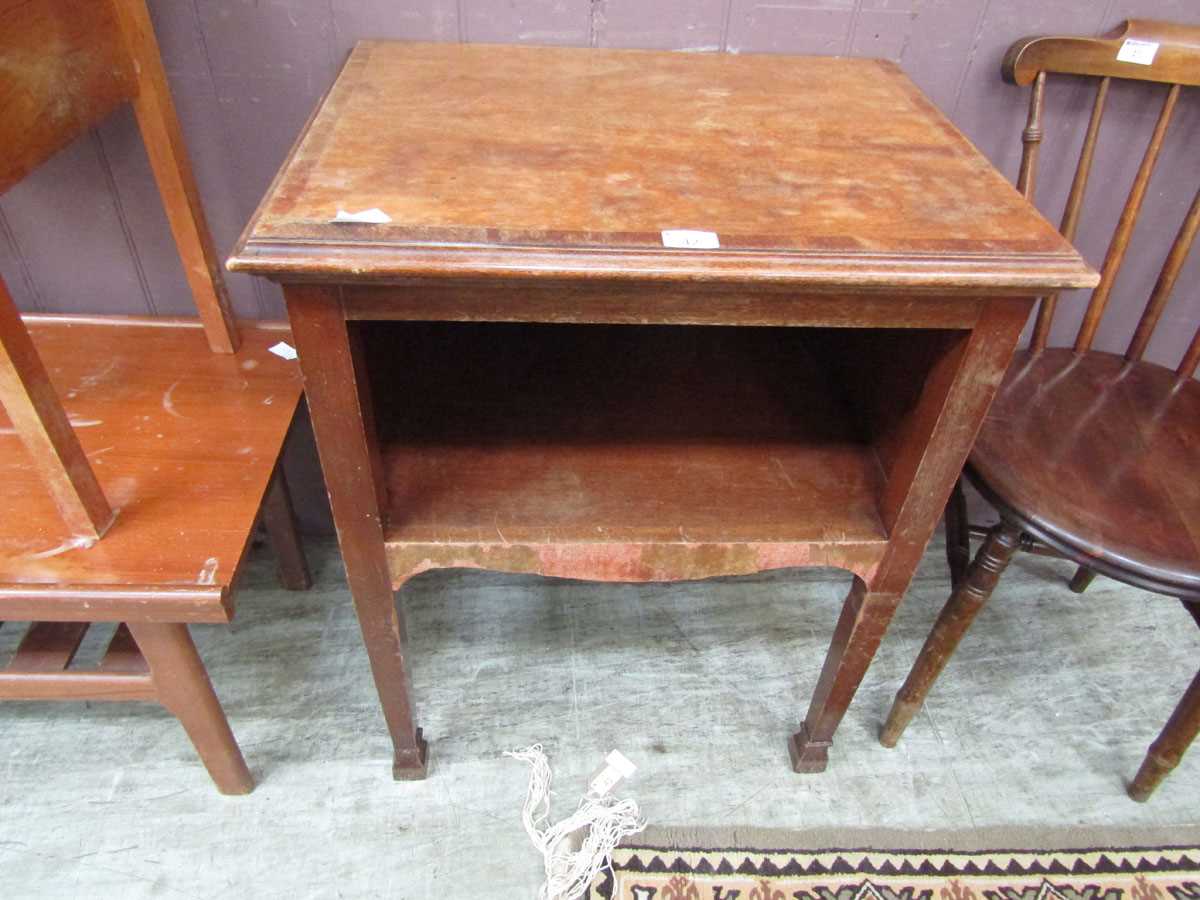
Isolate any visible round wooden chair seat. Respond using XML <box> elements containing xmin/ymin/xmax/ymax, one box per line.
<box><xmin>969</xmin><ymin>348</ymin><xmax>1200</xmax><ymax>597</ymax></box>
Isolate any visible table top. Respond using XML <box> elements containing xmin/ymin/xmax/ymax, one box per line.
<box><xmin>229</xmin><ymin>42</ymin><xmax>1095</xmax><ymax>294</ymax></box>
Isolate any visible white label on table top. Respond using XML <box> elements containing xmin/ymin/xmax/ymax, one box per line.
<box><xmin>661</xmin><ymin>229</ymin><xmax>720</xmax><ymax>249</ymax></box>
<box><xmin>331</xmin><ymin>207</ymin><xmax>393</xmax><ymax>224</ymax></box>
<box><xmin>268</xmin><ymin>341</ymin><xmax>298</xmax><ymax>361</ymax></box>
<box><xmin>1117</xmin><ymin>38</ymin><xmax>1159</xmax><ymax>65</ymax></box>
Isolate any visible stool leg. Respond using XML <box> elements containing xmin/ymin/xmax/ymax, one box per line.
<box><xmin>1128</xmin><ymin>666</ymin><xmax>1200</xmax><ymax>802</ymax></box>
<box><xmin>880</xmin><ymin>520</ymin><xmax>1022</xmax><ymax>747</ymax></box>
<box><xmin>1068</xmin><ymin>565</ymin><xmax>1096</xmax><ymax>594</ymax></box>
<box><xmin>128</xmin><ymin>622</ymin><xmax>253</xmax><ymax>795</ymax></box>
<box><xmin>262</xmin><ymin>466</ymin><xmax>312</xmax><ymax>591</ymax></box>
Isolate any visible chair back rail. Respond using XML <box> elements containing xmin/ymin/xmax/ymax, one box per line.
<box><xmin>0</xmin><ymin>0</ymin><xmax>136</xmax><ymax>195</ymax></box>
<box><xmin>0</xmin><ymin>0</ymin><xmax>242</xmax><ymax>538</ymax></box>
<box><xmin>0</xmin><ymin>0</ymin><xmax>238</xmax><ymax>354</ymax></box>
<box><xmin>1003</xmin><ymin>19</ymin><xmax>1200</xmax><ymax>376</ymax></box>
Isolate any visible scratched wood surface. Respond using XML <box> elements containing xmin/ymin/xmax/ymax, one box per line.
<box><xmin>0</xmin><ymin>317</ymin><xmax>301</xmax><ymax>591</ymax></box>
<box><xmin>3</xmin><ymin>3</ymin><xmax>1196</xmax><ymax>357</ymax></box>
<box><xmin>229</xmin><ymin>43</ymin><xmax>1093</xmax><ymax>293</ymax></box>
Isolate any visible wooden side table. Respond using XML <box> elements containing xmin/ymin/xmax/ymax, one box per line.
<box><xmin>230</xmin><ymin>42</ymin><xmax>1095</xmax><ymax>779</ymax></box>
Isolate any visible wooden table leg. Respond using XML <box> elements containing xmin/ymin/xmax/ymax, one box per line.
<box><xmin>284</xmin><ymin>285</ymin><xmax>427</xmax><ymax>779</ymax></box>
<box><xmin>790</xmin><ymin>298</ymin><xmax>1032</xmax><ymax>772</ymax></box>
<box><xmin>262</xmin><ymin>463</ymin><xmax>312</xmax><ymax>591</ymax></box>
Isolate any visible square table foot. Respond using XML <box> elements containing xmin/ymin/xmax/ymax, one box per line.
<box><xmin>392</xmin><ymin>729</ymin><xmax>429</xmax><ymax>780</ymax></box>
<box><xmin>789</xmin><ymin>725</ymin><xmax>832</xmax><ymax>773</ymax></box>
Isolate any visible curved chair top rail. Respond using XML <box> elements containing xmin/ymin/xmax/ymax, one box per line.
<box><xmin>1004</xmin><ymin>19</ymin><xmax>1200</xmax><ymax>87</ymax></box>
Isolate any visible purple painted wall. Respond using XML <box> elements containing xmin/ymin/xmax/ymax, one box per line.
<box><xmin>1</xmin><ymin>1</ymin><xmax>1198</xmax><ymax>532</ymax></box>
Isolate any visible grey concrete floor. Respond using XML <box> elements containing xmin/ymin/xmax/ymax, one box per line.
<box><xmin>1</xmin><ymin>535</ymin><xmax>1197</xmax><ymax>898</ymax></box>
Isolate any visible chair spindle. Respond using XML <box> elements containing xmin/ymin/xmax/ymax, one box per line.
<box><xmin>1074</xmin><ymin>83</ymin><xmax>1181</xmax><ymax>353</ymax></box>
<box><xmin>1032</xmin><ymin>77</ymin><xmax>1110</xmax><ymax>351</ymax></box>
<box><xmin>1016</xmin><ymin>72</ymin><xmax>1047</xmax><ymax>200</ymax></box>
<box><xmin>1179</xmin><ymin>327</ymin><xmax>1200</xmax><ymax>380</ymax></box>
<box><xmin>1126</xmin><ymin>184</ymin><xmax>1200</xmax><ymax>362</ymax></box>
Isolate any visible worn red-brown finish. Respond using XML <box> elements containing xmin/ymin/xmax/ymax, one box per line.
<box><xmin>229</xmin><ymin>42</ymin><xmax>1092</xmax><ymax>293</ymax></box>
<box><xmin>0</xmin><ymin>320</ymin><xmax>302</xmax><ymax>593</ymax></box>
<box><xmin>0</xmin><ymin>0</ymin><xmax>136</xmax><ymax>194</ymax></box>
<box><xmin>883</xmin><ymin>21</ymin><xmax>1200</xmax><ymax>802</ymax></box>
<box><xmin>234</xmin><ymin>42</ymin><xmax>1093</xmax><ymax>779</ymax></box>
<box><xmin>0</xmin><ymin>282</ymin><xmax>114</xmax><ymax>540</ymax></box>
<box><xmin>0</xmin><ymin>0</ymin><xmax>311</xmax><ymax>796</ymax></box>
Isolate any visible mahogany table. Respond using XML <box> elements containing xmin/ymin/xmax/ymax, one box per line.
<box><xmin>230</xmin><ymin>42</ymin><xmax>1095</xmax><ymax>779</ymax></box>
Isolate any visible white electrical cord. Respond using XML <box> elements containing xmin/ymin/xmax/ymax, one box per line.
<box><xmin>506</xmin><ymin>744</ymin><xmax>646</xmax><ymax>900</ymax></box>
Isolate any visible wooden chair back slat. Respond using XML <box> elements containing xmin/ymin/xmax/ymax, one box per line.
<box><xmin>1073</xmin><ymin>83</ymin><xmax>1180</xmax><ymax>354</ymax></box>
<box><xmin>1179</xmin><ymin>328</ymin><xmax>1200</xmax><ymax>379</ymax></box>
<box><xmin>1031</xmin><ymin>76</ymin><xmax>1110</xmax><ymax>351</ymax></box>
<box><xmin>1126</xmin><ymin>185</ymin><xmax>1200</xmax><ymax>362</ymax></box>
<box><xmin>112</xmin><ymin>0</ymin><xmax>240</xmax><ymax>354</ymax></box>
<box><xmin>0</xmin><ymin>0</ymin><xmax>137</xmax><ymax>195</ymax></box>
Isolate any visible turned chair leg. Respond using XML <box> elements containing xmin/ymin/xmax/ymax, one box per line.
<box><xmin>881</xmin><ymin>519</ymin><xmax>1023</xmax><ymax>747</ymax></box>
<box><xmin>944</xmin><ymin>477</ymin><xmax>971</xmax><ymax>590</ymax></box>
<box><xmin>1128</xmin><ymin>665</ymin><xmax>1200</xmax><ymax>802</ymax></box>
<box><xmin>262</xmin><ymin>465</ymin><xmax>312</xmax><ymax>591</ymax></box>
<box><xmin>1068</xmin><ymin>565</ymin><xmax>1096</xmax><ymax>594</ymax></box>
<box><xmin>127</xmin><ymin>622</ymin><xmax>254</xmax><ymax>795</ymax></box>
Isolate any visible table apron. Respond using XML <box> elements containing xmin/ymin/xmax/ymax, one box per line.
<box><xmin>338</xmin><ymin>282</ymin><xmax>989</xmax><ymax>329</ymax></box>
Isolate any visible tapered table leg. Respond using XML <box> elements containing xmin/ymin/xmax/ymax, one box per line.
<box><xmin>284</xmin><ymin>285</ymin><xmax>427</xmax><ymax>779</ymax></box>
<box><xmin>791</xmin><ymin>298</ymin><xmax>1032</xmax><ymax>772</ymax></box>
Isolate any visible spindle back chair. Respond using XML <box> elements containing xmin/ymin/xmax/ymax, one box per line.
<box><xmin>879</xmin><ymin>19</ymin><xmax>1200</xmax><ymax>801</ymax></box>
<box><xmin>0</xmin><ymin>0</ymin><xmax>310</xmax><ymax>794</ymax></box>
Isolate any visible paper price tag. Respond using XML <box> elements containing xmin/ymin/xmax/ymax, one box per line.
<box><xmin>588</xmin><ymin>749</ymin><xmax>637</xmax><ymax>796</ymax></box>
<box><xmin>1117</xmin><ymin>39</ymin><xmax>1159</xmax><ymax>65</ymax></box>
<box><xmin>662</xmin><ymin>229</ymin><xmax>720</xmax><ymax>250</ymax></box>
<box><xmin>268</xmin><ymin>341</ymin><xmax>298</xmax><ymax>361</ymax></box>
<box><xmin>331</xmin><ymin>207</ymin><xmax>393</xmax><ymax>224</ymax></box>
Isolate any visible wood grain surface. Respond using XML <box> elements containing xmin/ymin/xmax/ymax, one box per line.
<box><xmin>229</xmin><ymin>42</ymin><xmax>1095</xmax><ymax>294</ymax></box>
<box><xmin>968</xmin><ymin>348</ymin><xmax>1200</xmax><ymax>595</ymax></box>
<box><xmin>0</xmin><ymin>317</ymin><xmax>302</xmax><ymax>602</ymax></box>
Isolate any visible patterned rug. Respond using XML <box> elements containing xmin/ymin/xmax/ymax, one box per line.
<box><xmin>591</xmin><ymin>829</ymin><xmax>1200</xmax><ymax>900</ymax></box>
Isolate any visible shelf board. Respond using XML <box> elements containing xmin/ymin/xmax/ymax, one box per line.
<box><xmin>374</xmin><ymin>322</ymin><xmax>889</xmax><ymax>584</ymax></box>
<box><xmin>0</xmin><ymin>318</ymin><xmax>302</xmax><ymax>600</ymax></box>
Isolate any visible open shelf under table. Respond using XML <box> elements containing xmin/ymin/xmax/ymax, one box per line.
<box><xmin>371</xmin><ymin>322</ymin><xmax>891</xmax><ymax>585</ymax></box>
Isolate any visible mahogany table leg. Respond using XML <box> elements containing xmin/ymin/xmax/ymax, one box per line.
<box><xmin>283</xmin><ymin>285</ymin><xmax>427</xmax><ymax>779</ymax></box>
<box><xmin>127</xmin><ymin>622</ymin><xmax>253</xmax><ymax>795</ymax></box>
<box><xmin>790</xmin><ymin>298</ymin><xmax>1032</xmax><ymax>772</ymax></box>
<box><xmin>790</xmin><ymin>577</ymin><xmax>901</xmax><ymax>772</ymax></box>
<box><xmin>262</xmin><ymin>463</ymin><xmax>312</xmax><ymax>591</ymax></box>
<box><xmin>880</xmin><ymin>520</ymin><xmax>1022</xmax><ymax>747</ymax></box>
